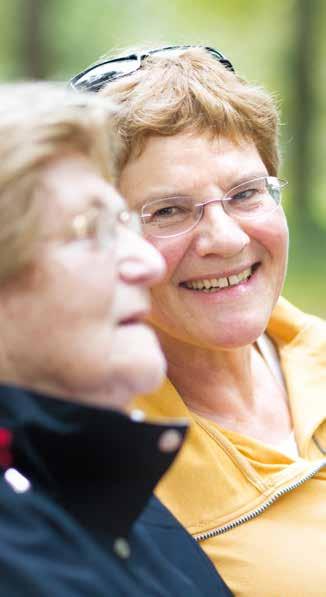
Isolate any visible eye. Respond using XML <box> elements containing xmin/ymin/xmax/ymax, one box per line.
<box><xmin>228</xmin><ymin>180</ymin><xmax>266</xmax><ymax>212</ymax></box>
<box><xmin>231</xmin><ymin>187</ymin><xmax>260</xmax><ymax>203</ymax></box>
<box><xmin>86</xmin><ymin>214</ymin><xmax>99</xmax><ymax>237</ymax></box>
<box><xmin>142</xmin><ymin>197</ymin><xmax>193</xmax><ymax>226</ymax></box>
<box><xmin>71</xmin><ymin>207</ymin><xmax>110</xmax><ymax>246</ymax></box>
<box><xmin>152</xmin><ymin>205</ymin><xmax>186</xmax><ymax>219</ymax></box>
<box><xmin>223</xmin><ymin>177</ymin><xmax>285</xmax><ymax>219</ymax></box>
<box><xmin>72</xmin><ymin>210</ymin><xmax>97</xmax><ymax>240</ymax></box>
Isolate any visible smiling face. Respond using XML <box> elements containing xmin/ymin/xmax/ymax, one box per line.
<box><xmin>119</xmin><ymin>132</ymin><xmax>289</xmax><ymax>350</ymax></box>
<box><xmin>0</xmin><ymin>152</ymin><xmax>166</xmax><ymax>407</ymax></box>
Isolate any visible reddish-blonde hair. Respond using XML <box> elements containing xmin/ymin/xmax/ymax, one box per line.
<box><xmin>99</xmin><ymin>47</ymin><xmax>280</xmax><ymax>176</ymax></box>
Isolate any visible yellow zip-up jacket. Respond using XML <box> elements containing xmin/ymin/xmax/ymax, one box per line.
<box><xmin>133</xmin><ymin>298</ymin><xmax>326</xmax><ymax>596</ymax></box>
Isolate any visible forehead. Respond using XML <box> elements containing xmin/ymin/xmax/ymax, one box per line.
<box><xmin>37</xmin><ymin>152</ymin><xmax>125</xmax><ymax>218</ymax></box>
<box><xmin>120</xmin><ymin>132</ymin><xmax>266</xmax><ymax>203</ymax></box>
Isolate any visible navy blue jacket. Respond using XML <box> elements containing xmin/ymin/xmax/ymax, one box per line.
<box><xmin>0</xmin><ymin>385</ymin><xmax>232</xmax><ymax>596</ymax></box>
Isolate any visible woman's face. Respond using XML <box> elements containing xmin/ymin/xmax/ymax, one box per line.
<box><xmin>2</xmin><ymin>153</ymin><xmax>166</xmax><ymax>407</ymax></box>
<box><xmin>119</xmin><ymin>132</ymin><xmax>289</xmax><ymax>349</ymax></box>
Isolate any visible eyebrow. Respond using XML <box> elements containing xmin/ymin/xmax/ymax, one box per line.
<box><xmin>84</xmin><ymin>194</ymin><xmax>125</xmax><ymax>216</ymax></box>
<box><xmin>139</xmin><ymin>170</ymin><xmax>269</xmax><ymax>206</ymax></box>
<box><xmin>140</xmin><ymin>188</ymin><xmax>198</xmax><ymax>206</ymax></box>
<box><xmin>225</xmin><ymin>170</ymin><xmax>269</xmax><ymax>189</ymax></box>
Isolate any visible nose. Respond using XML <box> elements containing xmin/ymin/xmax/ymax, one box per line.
<box><xmin>117</xmin><ymin>226</ymin><xmax>166</xmax><ymax>287</ymax></box>
<box><xmin>194</xmin><ymin>200</ymin><xmax>250</xmax><ymax>258</ymax></box>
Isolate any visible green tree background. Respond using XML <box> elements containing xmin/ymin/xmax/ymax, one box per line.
<box><xmin>1</xmin><ymin>0</ymin><xmax>325</xmax><ymax>316</ymax></box>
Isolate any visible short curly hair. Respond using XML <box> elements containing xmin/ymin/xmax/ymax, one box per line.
<box><xmin>97</xmin><ymin>46</ymin><xmax>280</xmax><ymax>177</ymax></box>
<box><xmin>0</xmin><ymin>82</ymin><xmax>117</xmax><ymax>283</ymax></box>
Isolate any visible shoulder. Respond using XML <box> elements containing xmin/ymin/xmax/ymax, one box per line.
<box><xmin>0</xmin><ymin>477</ymin><xmax>109</xmax><ymax>596</ymax></box>
<box><xmin>0</xmin><ymin>479</ymin><xmax>233</xmax><ymax>596</ymax></box>
<box><xmin>134</xmin><ymin>495</ymin><xmax>232</xmax><ymax>596</ymax></box>
<box><xmin>268</xmin><ymin>296</ymin><xmax>326</xmax><ymax>350</ymax></box>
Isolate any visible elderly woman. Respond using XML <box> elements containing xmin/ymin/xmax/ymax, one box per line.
<box><xmin>0</xmin><ymin>83</ymin><xmax>231</xmax><ymax>596</ymax></box>
<box><xmin>71</xmin><ymin>46</ymin><xmax>326</xmax><ymax>596</ymax></box>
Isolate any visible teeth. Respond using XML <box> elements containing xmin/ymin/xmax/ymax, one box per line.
<box><xmin>185</xmin><ymin>267</ymin><xmax>253</xmax><ymax>291</ymax></box>
<box><xmin>228</xmin><ymin>275</ymin><xmax>239</xmax><ymax>286</ymax></box>
<box><xmin>219</xmin><ymin>277</ymin><xmax>228</xmax><ymax>288</ymax></box>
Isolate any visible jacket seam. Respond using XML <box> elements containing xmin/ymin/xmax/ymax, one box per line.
<box><xmin>185</xmin><ymin>460</ymin><xmax>323</xmax><ymax>534</ymax></box>
<box><xmin>194</xmin><ymin>418</ymin><xmax>268</xmax><ymax>493</ymax></box>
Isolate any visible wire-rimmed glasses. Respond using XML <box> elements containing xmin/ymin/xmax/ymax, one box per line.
<box><xmin>68</xmin><ymin>205</ymin><xmax>141</xmax><ymax>248</ymax></box>
<box><xmin>140</xmin><ymin>176</ymin><xmax>287</xmax><ymax>239</ymax></box>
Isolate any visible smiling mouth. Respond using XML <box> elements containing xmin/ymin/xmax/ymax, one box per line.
<box><xmin>181</xmin><ymin>263</ymin><xmax>260</xmax><ymax>292</ymax></box>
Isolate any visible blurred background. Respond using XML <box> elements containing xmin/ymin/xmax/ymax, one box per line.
<box><xmin>1</xmin><ymin>0</ymin><xmax>325</xmax><ymax>316</ymax></box>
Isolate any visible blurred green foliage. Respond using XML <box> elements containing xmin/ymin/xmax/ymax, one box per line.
<box><xmin>0</xmin><ymin>0</ymin><xmax>325</xmax><ymax>317</ymax></box>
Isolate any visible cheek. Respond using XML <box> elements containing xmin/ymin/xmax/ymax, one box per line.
<box><xmin>245</xmin><ymin>211</ymin><xmax>289</xmax><ymax>263</ymax></box>
<box><xmin>43</xmin><ymin>249</ymin><xmax>116</xmax><ymax>317</ymax></box>
<box><xmin>145</xmin><ymin>235</ymin><xmax>188</xmax><ymax>282</ymax></box>
<box><xmin>144</xmin><ymin>237</ymin><xmax>187</xmax><ymax>325</ymax></box>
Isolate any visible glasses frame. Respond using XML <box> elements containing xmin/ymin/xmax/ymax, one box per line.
<box><xmin>69</xmin><ymin>45</ymin><xmax>235</xmax><ymax>92</ymax></box>
<box><xmin>140</xmin><ymin>176</ymin><xmax>288</xmax><ymax>239</ymax></box>
<box><xmin>68</xmin><ymin>205</ymin><xmax>140</xmax><ymax>248</ymax></box>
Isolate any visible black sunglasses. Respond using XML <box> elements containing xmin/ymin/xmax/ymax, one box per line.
<box><xmin>69</xmin><ymin>45</ymin><xmax>235</xmax><ymax>92</ymax></box>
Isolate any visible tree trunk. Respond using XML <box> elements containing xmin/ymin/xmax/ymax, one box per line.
<box><xmin>290</xmin><ymin>0</ymin><xmax>318</xmax><ymax>231</ymax></box>
<box><xmin>20</xmin><ymin>0</ymin><xmax>49</xmax><ymax>79</ymax></box>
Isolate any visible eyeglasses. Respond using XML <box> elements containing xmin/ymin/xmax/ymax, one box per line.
<box><xmin>69</xmin><ymin>45</ymin><xmax>235</xmax><ymax>92</ymax></box>
<box><xmin>69</xmin><ymin>205</ymin><xmax>141</xmax><ymax>247</ymax></box>
<box><xmin>140</xmin><ymin>176</ymin><xmax>287</xmax><ymax>239</ymax></box>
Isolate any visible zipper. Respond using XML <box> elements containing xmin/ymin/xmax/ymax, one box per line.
<box><xmin>194</xmin><ymin>459</ymin><xmax>326</xmax><ymax>542</ymax></box>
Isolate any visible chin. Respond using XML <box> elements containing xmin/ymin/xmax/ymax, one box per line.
<box><xmin>60</xmin><ymin>351</ymin><xmax>166</xmax><ymax>413</ymax></box>
<box><xmin>210</xmin><ymin>309</ymin><xmax>273</xmax><ymax>349</ymax></box>
<box><xmin>130</xmin><ymin>353</ymin><xmax>167</xmax><ymax>395</ymax></box>
<box><xmin>108</xmin><ymin>324</ymin><xmax>167</xmax><ymax>398</ymax></box>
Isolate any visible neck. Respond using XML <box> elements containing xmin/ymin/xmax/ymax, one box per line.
<box><xmin>155</xmin><ymin>327</ymin><xmax>292</xmax><ymax>442</ymax></box>
<box><xmin>158</xmin><ymin>328</ymin><xmax>254</xmax><ymax>413</ymax></box>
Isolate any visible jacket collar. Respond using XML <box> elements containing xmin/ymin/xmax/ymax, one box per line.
<box><xmin>0</xmin><ymin>384</ymin><xmax>188</xmax><ymax>538</ymax></box>
<box><xmin>130</xmin><ymin>298</ymin><xmax>326</xmax><ymax>534</ymax></box>
<box><xmin>267</xmin><ymin>297</ymin><xmax>326</xmax><ymax>458</ymax></box>
<box><xmin>132</xmin><ymin>297</ymin><xmax>326</xmax><ymax>459</ymax></box>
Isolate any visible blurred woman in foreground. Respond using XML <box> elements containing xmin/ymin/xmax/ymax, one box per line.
<box><xmin>71</xmin><ymin>45</ymin><xmax>326</xmax><ymax>596</ymax></box>
<box><xmin>0</xmin><ymin>83</ymin><xmax>231</xmax><ymax>596</ymax></box>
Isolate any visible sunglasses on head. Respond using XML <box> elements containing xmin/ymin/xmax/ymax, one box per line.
<box><xmin>69</xmin><ymin>45</ymin><xmax>235</xmax><ymax>92</ymax></box>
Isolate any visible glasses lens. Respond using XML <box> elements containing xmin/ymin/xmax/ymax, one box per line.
<box><xmin>72</xmin><ymin>57</ymin><xmax>139</xmax><ymax>90</ymax></box>
<box><xmin>141</xmin><ymin>196</ymin><xmax>199</xmax><ymax>237</ymax></box>
<box><xmin>96</xmin><ymin>208</ymin><xmax>116</xmax><ymax>247</ymax></box>
<box><xmin>204</xmin><ymin>47</ymin><xmax>235</xmax><ymax>72</ymax></box>
<box><xmin>119</xmin><ymin>210</ymin><xmax>142</xmax><ymax>234</ymax></box>
<box><xmin>224</xmin><ymin>177</ymin><xmax>284</xmax><ymax>219</ymax></box>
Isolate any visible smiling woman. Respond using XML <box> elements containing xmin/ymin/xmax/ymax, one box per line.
<box><xmin>120</xmin><ymin>133</ymin><xmax>290</xmax><ymax>351</ymax></box>
<box><xmin>72</xmin><ymin>45</ymin><xmax>326</xmax><ymax>596</ymax></box>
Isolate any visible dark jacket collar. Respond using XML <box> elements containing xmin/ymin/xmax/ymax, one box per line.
<box><xmin>0</xmin><ymin>384</ymin><xmax>188</xmax><ymax>538</ymax></box>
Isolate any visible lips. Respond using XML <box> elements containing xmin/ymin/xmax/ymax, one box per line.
<box><xmin>118</xmin><ymin>311</ymin><xmax>149</xmax><ymax>325</ymax></box>
<box><xmin>180</xmin><ymin>263</ymin><xmax>260</xmax><ymax>292</ymax></box>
